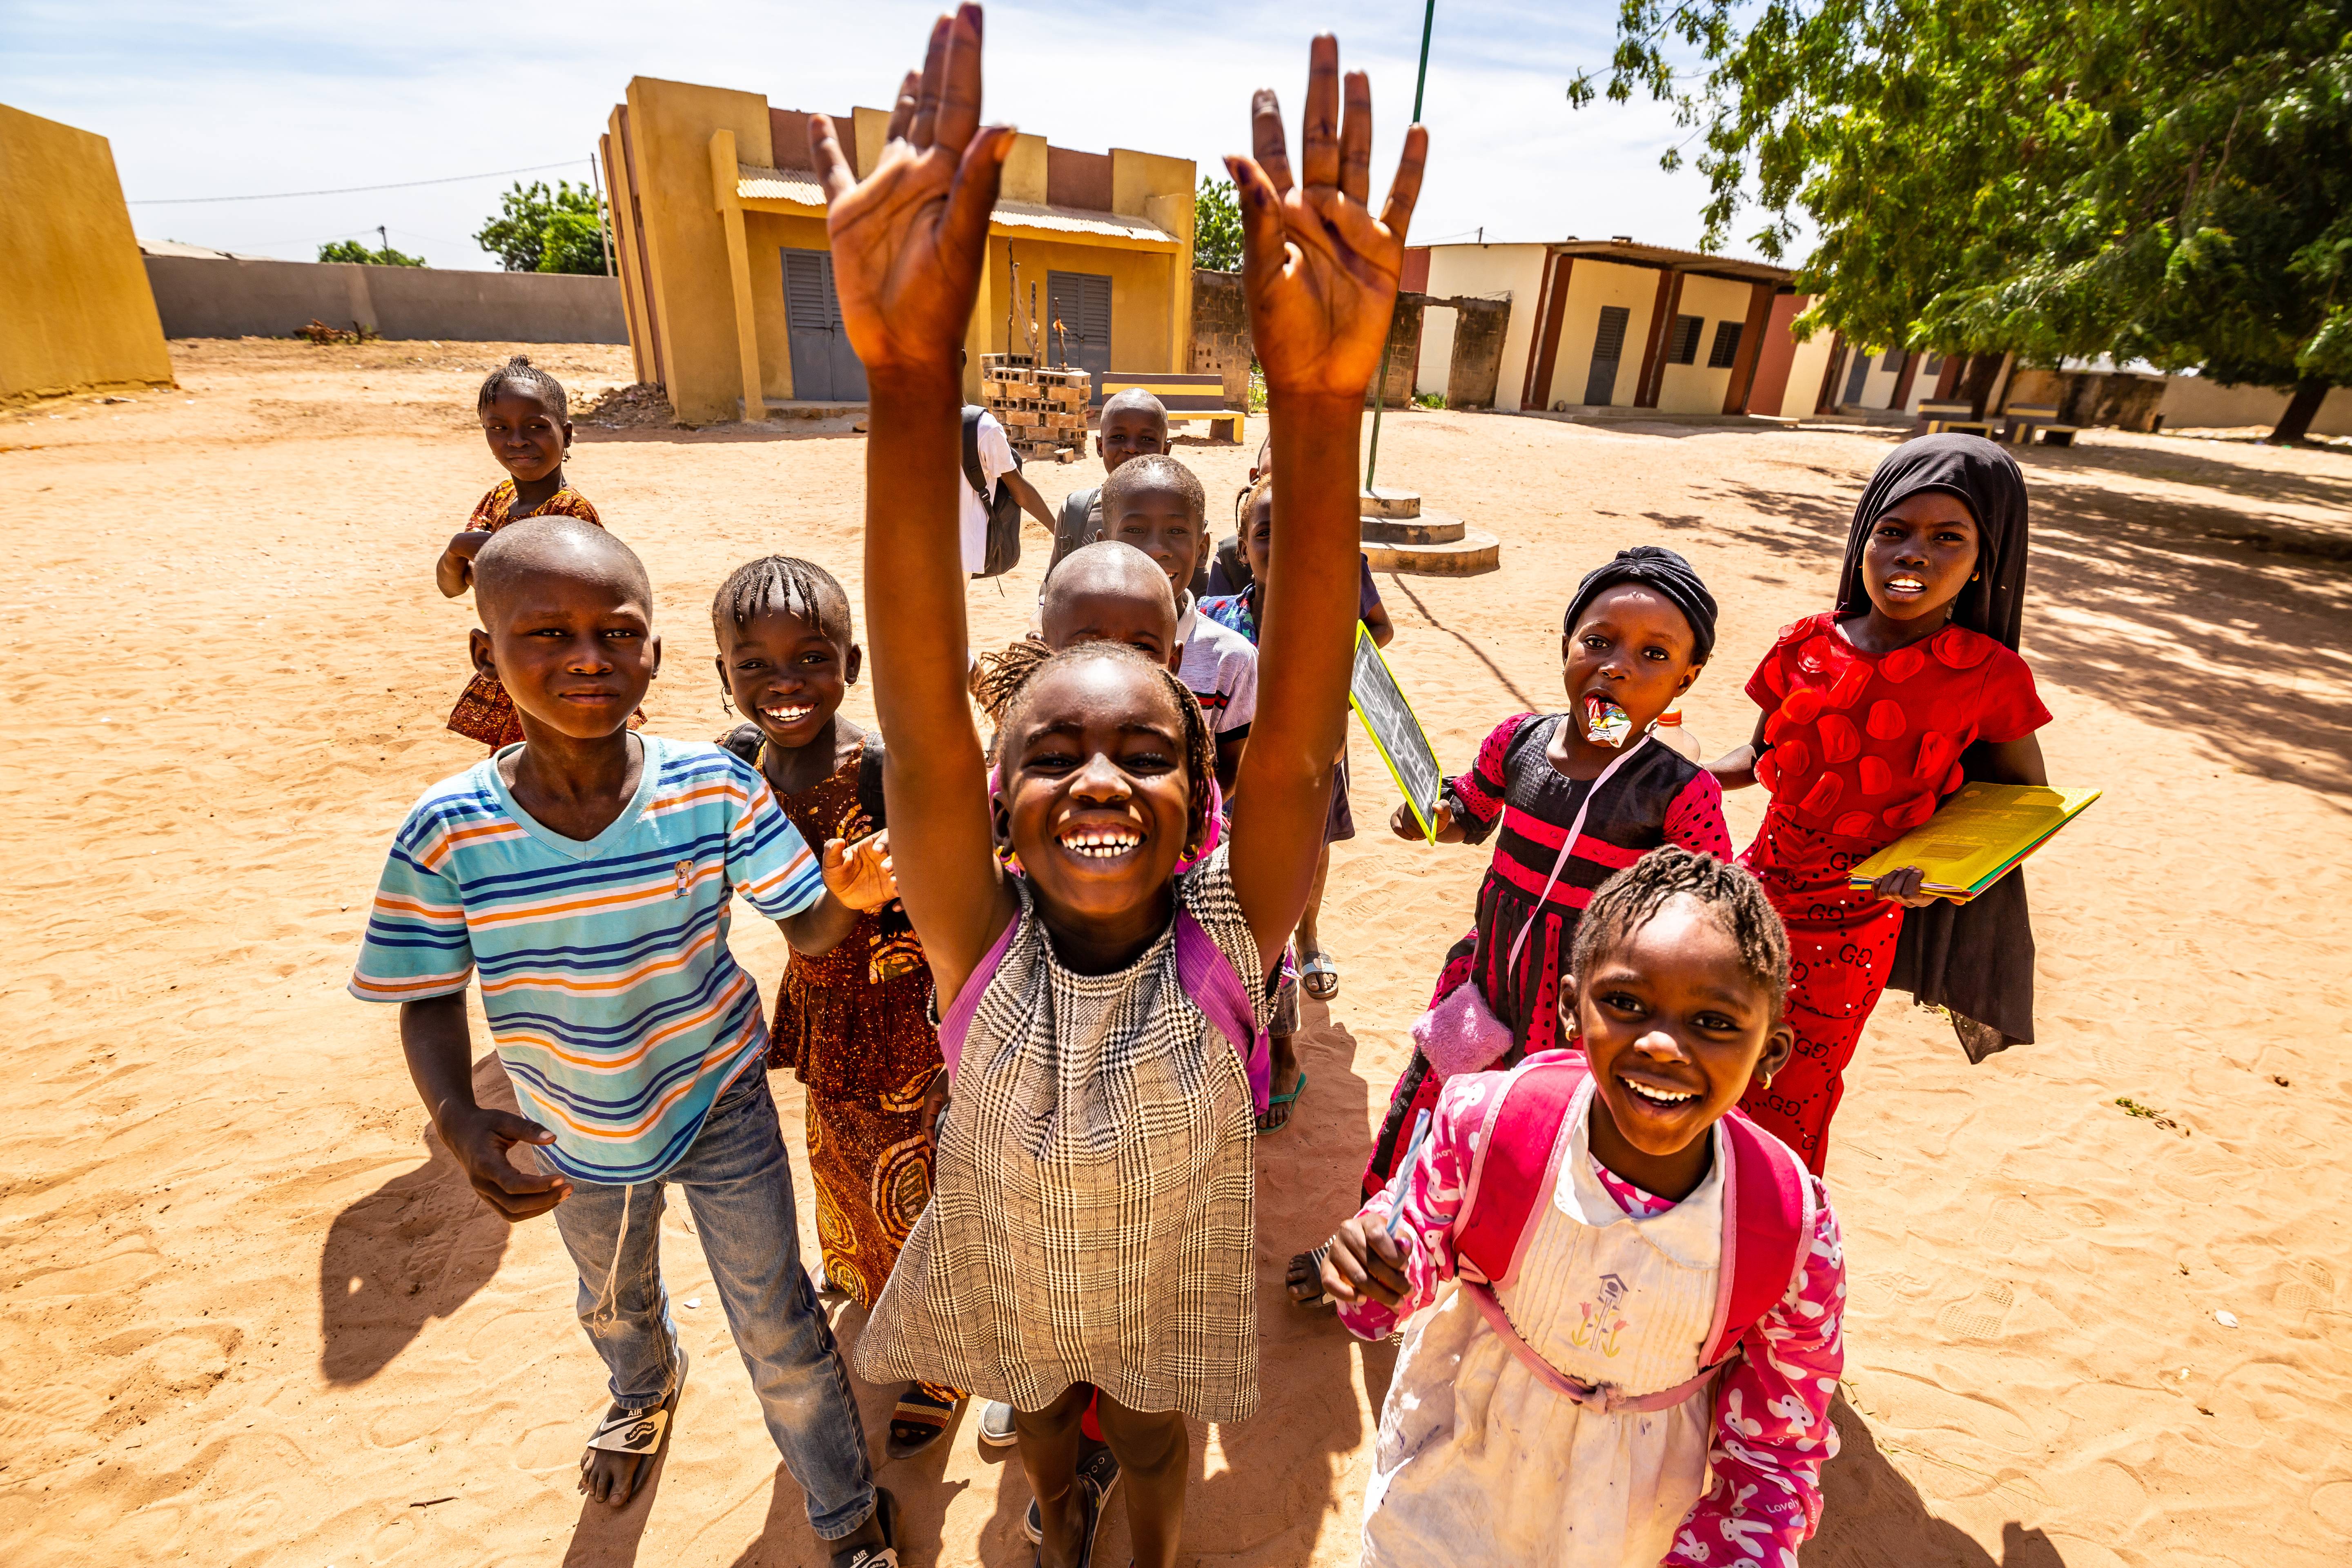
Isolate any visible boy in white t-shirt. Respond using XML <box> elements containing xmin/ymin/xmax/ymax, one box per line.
<box><xmin>1099</xmin><ymin>454</ymin><xmax>1255</xmax><ymax>791</ymax></box>
<box><xmin>957</xmin><ymin>404</ymin><xmax>1056</xmax><ymax>575</ymax></box>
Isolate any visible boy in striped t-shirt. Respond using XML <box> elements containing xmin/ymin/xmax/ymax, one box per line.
<box><xmin>351</xmin><ymin>519</ymin><xmax>900</xmax><ymax>1565</ymax></box>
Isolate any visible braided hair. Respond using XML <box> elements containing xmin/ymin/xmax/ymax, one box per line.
<box><xmin>710</xmin><ymin>555</ymin><xmax>853</xmax><ymax>646</ymax></box>
<box><xmin>971</xmin><ymin>635</ymin><xmax>1051</xmax><ymax>721</ymax></box>
<box><xmin>1571</xmin><ymin>846</ymin><xmax>1791</xmax><ymax>1016</ymax></box>
<box><xmin>478</xmin><ymin>354</ymin><xmax>570</xmax><ymax>419</ymax></box>
<box><xmin>987</xmin><ymin>640</ymin><xmax>1218</xmax><ymax>855</ymax></box>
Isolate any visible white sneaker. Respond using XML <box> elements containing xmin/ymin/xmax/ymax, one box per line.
<box><xmin>977</xmin><ymin>1399</ymin><xmax>1018</xmax><ymax>1448</ymax></box>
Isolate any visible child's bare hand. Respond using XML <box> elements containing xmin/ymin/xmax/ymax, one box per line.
<box><xmin>1227</xmin><ymin>36</ymin><xmax>1428</xmax><ymax>400</ymax></box>
<box><xmin>1390</xmin><ymin>799</ymin><xmax>1451</xmax><ymax>840</ymax></box>
<box><xmin>1321</xmin><ymin>1216</ymin><xmax>1409</xmax><ymax>1308</ymax></box>
<box><xmin>441</xmin><ymin>1105</ymin><xmax>570</xmax><ymax>1221</ymax></box>
<box><xmin>811</xmin><ymin>4</ymin><xmax>1015</xmax><ymax>381</ymax></box>
<box><xmin>823</xmin><ymin>831</ymin><xmax>898</xmax><ymax>911</ymax></box>
<box><xmin>437</xmin><ymin>529</ymin><xmax>494</xmax><ymax>595</ymax></box>
<box><xmin>1871</xmin><ymin>864</ymin><xmax>1940</xmax><ymax>906</ymax></box>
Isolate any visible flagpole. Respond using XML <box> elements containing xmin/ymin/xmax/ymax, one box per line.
<box><xmin>1365</xmin><ymin>0</ymin><xmax>1437</xmax><ymax>493</ymax></box>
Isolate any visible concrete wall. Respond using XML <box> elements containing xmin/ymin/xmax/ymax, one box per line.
<box><xmin>1416</xmin><ymin>304</ymin><xmax>1454</xmax><ymax>396</ymax></box>
<box><xmin>1546</xmin><ymin>257</ymin><xmax>1660</xmax><ymax>410</ymax></box>
<box><xmin>2159</xmin><ymin>374</ymin><xmax>2352</xmax><ymax>437</ymax></box>
<box><xmin>1446</xmin><ymin>297</ymin><xmax>1510</xmax><ymax>410</ymax></box>
<box><xmin>141</xmin><ymin>254</ymin><xmax>627</xmax><ymax>343</ymax></box>
<box><xmin>1</xmin><ymin>104</ymin><xmax>174</xmax><ymax>405</ymax></box>
<box><xmin>1370</xmin><ymin>297</ymin><xmax>1422</xmax><ymax>406</ymax></box>
<box><xmin>1421</xmin><ymin>244</ymin><xmax>1546</xmax><ymax>412</ymax></box>
<box><xmin>1187</xmin><ymin>268</ymin><xmax>1251</xmax><ymax>403</ymax></box>
<box><xmin>1779</xmin><ymin>328</ymin><xmax>1838</xmax><ymax>418</ymax></box>
<box><xmin>1651</xmin><ymin>271</ymin><xmax>1748</xmax><ymax>415</ymax></box>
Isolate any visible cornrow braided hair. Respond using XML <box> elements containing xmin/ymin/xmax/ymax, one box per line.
<box><xmin>478</xmin><ymin>354</ymin><xmax>570</xmax><ymax>419</ymax></box>
<box><xmin>1571</xmin><ymin>845</ymin><xmax>1792</xmax><ymax>1016</ymax></box>
<box><xmin>710</xmin><ymin>555</ymin><xmax>853</xmax><ymax>645</ymax></box>
<box><xmin>971</xmin><ymin>635</ymin><xmax>1051</xmax><ymax>722</ymax></box>
<box><xmin>989</xmin><ymin>640</ymin><xmax>1218</xmax><ymax>857</ymax></box>
<box><xmin>1102</xmin><ymin>452</ymin><xmax>1207</xmax><ymax>523</ymax></box>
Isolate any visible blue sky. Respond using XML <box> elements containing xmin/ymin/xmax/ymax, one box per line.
<box><xmin>1</xmin><ymin>1</ymin><xmax>1775</xmax><ymax>270</ymax></box>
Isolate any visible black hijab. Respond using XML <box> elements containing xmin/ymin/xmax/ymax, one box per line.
<box><xmin>1841</xmin><ymin>435</ymin><xmax>2040</xmax><ymax>1057</ymax></box>
<box><xmin>1563</xmin><ymin>545</ymin><xmax>1719</xmax><ymax>664</ymax></box>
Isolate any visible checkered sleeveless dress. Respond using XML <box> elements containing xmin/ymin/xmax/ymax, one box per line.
<box><xmin>853</xmin><ymin>847</ymin><xmax>1270</xmax><ymax>1422</ymax></box>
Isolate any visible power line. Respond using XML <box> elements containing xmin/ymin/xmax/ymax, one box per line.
<box><xmin>128</xmin><ymin>158</ymin><xmax>590</xmax><ymax>206</ymax></box>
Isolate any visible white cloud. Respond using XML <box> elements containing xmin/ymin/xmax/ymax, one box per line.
<box><xmin>0</xmin><ymin>0</ymin><xmax>1781</xmax><ymax>269</ymax></box>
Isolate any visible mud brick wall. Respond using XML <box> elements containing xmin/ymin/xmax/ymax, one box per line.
<box><xmin>1446</xmin><ymin>296</ymin><xmax>1510</xmax><ymax>410</ymax></box>
<box><xmin>1189</xmin><ymin>268</ymin><xmax>1252</xmax><ymax>404</ymax></box>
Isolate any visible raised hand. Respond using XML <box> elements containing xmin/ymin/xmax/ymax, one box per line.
<box><xmin>810</xmin><ymin>4</ymin><xmax>1014</xmax><ymax>381</ymax></box>
<box><xmin>1227</xmin><ymin>36</ymin><xmax>1428</xmax><ymax>401</ymax></box>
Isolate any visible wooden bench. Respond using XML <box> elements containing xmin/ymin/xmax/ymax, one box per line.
<box><xmin>1100</xmin><ymin>373</ymin><xmax>1245</xmax><ymax>443</ymax></box>
<box><xmin>1918</xmin><ymin>399</ymin><xmax>1993</xmax><ymax>437</ymax></box>
<box><xmin>1999</xmin><ymin>403</ymin><xmax>2079</xmax><ymax>447</ymax></box>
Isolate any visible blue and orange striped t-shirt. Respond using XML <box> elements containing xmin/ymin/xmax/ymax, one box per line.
<box><xmin>350</xmin><ymin>736</ymin><xmax>825</xmax><ymax>1184</ymax></box>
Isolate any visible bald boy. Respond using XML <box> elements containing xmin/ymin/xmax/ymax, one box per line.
<box><xmin>1044</xmin><ymin>389</ymin><xmax>1205</xmax><ymax>597</ymax></box>
<box><xmin>1039</xmin><ymin>539</ymin><xmax>1183</xmax><ymax>668</ymax></box>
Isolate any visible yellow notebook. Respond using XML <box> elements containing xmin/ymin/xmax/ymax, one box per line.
<box><xmin>1846</xmin><ymin>783</ymin><xmax>2102</xmax><ymax>902</ymax></box>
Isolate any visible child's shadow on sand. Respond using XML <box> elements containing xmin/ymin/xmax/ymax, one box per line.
<box><xmin>317</xmin><ymin>1052</ymin><xmax>515</xmax><ymax>1385</ymax></box>
<box><xmin>1808</xmin><ymin>1396</ymin><xmax>2067</xmax><ymax>1566</ymax></box>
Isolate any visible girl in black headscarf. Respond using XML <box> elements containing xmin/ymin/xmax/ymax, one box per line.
<box><xmin>1708</xmin><ymin>434</ymin><xmax>2052</xmax><ymax>1175</ymax></box>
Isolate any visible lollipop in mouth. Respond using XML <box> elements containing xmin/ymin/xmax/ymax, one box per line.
<box><xmin>1584</xmin><ymin>693</ymin><xmax>1633</xmax><ymax>748</ymax></box>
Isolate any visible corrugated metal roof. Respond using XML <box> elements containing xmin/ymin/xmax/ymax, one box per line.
<box><xmin>733</xmin><ymin>165</ymin><xmax>1176</xmax><ymax>247</ymax></box>
<box><xmin>1549</xmin><ymin>238</ymin><xmax>1793</xmax><ymax>285</ymax></box>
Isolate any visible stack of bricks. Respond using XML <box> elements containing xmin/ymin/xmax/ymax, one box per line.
<box><xmin>980</xmin><ymin>354</ymin><xmax>1091</xmax><ymax>461</ymax></box>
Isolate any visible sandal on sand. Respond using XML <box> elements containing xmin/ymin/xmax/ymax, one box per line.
<box><xmin>811</xmin><ymin>1261</ymin><xmax>849</xmax><ymax>1303</ymax></box>
<box><xmin>1256</xmin><ymin>1070</ymin><xmax>1307</xmax><ymax>1134</ymax></box>
<box><xmin>1025</xmin><ymin>1439</ymin><xmax>1121</xmax><ymax>1544</ymax></box>
<box><xmin>1030</xmin><ymin>1457</ymin><xmax>1105</xmax><ymax>1567</ymax></box>
<box><xmin>831</xmin><ymin>1487</ymin><xmax>899</xmax><ymax>1568</ymax></box>
<box><xmin>579</xmin><ymin>1345</ymin><xmax>688</xmax><ymax>1506</ymax></box>
<box><xmin>1300</xmin><ymin>950</ymin><xmax>1339</xmax><ymax>1001</ymax></box>
<box><xmin>1286</xmin><ymin>1245</ymin><xmax>1334</xmax><ymax>1311</ymax></box>
<box><xmin>887</xmin><ymin>1381</ymin><xmax>960</xmax><ymax>1459</ymax></box>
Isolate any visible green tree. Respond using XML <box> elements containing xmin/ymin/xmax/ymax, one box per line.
<box><xmin>474</xmin><ymin>180</ymin><xmax>610</xmax><ymax>276</ymax></box>
<box><xmin>1576</xmin><ymin>0</ymin><xmax>2352</xmax><ymax>440</ymax></box>
<box><xmin>318</xmin><ymin>238</ymin><xmax>423</xmax><ymax>267</ymax></box>
<box><xmin>1193</xmin><ymin>177</ymin><xmax>1243</xmax><ymax>272</ymax></box>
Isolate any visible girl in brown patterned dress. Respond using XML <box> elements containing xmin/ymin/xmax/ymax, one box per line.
<box><xmin>710</xmin><ymin>554</ymin><xmax>960</xmax><ymax>1459</ymax></box>
<box><xmin>439</xmin><ymin>356</ymin><xmax>616</xmax><ymax>749</ymax></box>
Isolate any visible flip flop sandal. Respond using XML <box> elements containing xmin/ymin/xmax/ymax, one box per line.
<box><xmin>1026</xmin><ymin>1439</ymin><xmax>1120</xmax><ymax>1544</ymax></box>
<box><xmin>1030</xmin><ymin>1459</ymin><xmax>1105</xmax><ymax>1568</ymax></box>
<box><xmin>581</xmin><ymin>1344</ymin><xmax>689</xmax><ymax>1499</ymax></box>
<box><xmin>1286</xmin><ymin>1244</ymin><xmax>1335</xmax><ymax>1311</ymax></box>
<box><xmin>886</xmin><ymin>1381</ymin><xmax>960</xmax><ymax>1459</ymax></box>
<box><xmin>831</xmin><ymin>1486</ymin><xmax>900</xmax><ymax>1568</ymax></box>
<box><xmin>1300</xmin><ymin>952</ymin><xmax>1339</xmax><ymax>1001</ymax></box>
<box><xmin>1255</xmin><ymin>1069</ymin><xmax>1307</xmax><ymax>1134</ymax></box>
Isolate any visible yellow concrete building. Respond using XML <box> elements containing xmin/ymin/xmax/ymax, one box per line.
<box><xmin>601</xmin><ymin>78</ymin><xmax>1195</xmax><ymax>424</ymax></box>
<box><xmin>0</xmin><ymin>103</ymin><xmax>174</xmax><ymax>408</ymax></box>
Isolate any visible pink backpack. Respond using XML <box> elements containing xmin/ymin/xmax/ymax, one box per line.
<box><xmin>936</xmin><ymin>904</ymin><xmax>1272</xmax><ymax>1117</ymax></box>
<box><xmin>1449</xmin><ymin>1051</ymin><xmax>1813</xmax><ymax>1414</ymax></box>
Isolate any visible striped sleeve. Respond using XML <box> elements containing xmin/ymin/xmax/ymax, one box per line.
<box><xmin>349</xmin><ymin>806</ymin><xmax>475</xmax><ymax>1002</ymax></box>
<box><xmin>728</xmin><ymin>767</ymin><xmax>826</xmax><ymax>920</ymax></box>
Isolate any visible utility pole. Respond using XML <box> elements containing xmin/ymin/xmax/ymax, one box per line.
<box><xmin>590</xmin><ymin>151</ymin><xmax>615</xmax><ymax>277</ymax></box>
<box><xmin>1365</xmin><ymin>0</ymin><xmax>1437</xmax><ymax>492</ymax></box>
<box><xmin>377</xmin><ymin>225</ymin><xmax>389</xmax><ymax>256</ymax></box>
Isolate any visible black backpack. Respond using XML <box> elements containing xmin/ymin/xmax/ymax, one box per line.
<box><xmin>962</xmin><ymin>405</ymin><xmax>1024</xmax><ymax>578</ymax></box>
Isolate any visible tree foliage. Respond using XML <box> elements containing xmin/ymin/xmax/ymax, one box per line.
<box><xmin>1574</xmin><ymin>0</ymin><xmax>2352</xmax><ymax>423</ymax></box>
<box><xmin>474</xmin><ymin>180</ymin><xmax>610</xmax><ymax>275</ymax></box>
<box><xmin>318</xmin><ymin>238</ymin><xmax>423</xmax><ymax>267</ymax></box>
<box><xmin>1193</xmin><ymin>178</ymin><xmax>1244</xmax><ymax>272</ymax></box>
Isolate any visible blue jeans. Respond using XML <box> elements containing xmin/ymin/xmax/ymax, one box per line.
<box><xmin>546</xmin><ymin>1068</ymin><xmax>876</xmax><ymax>1539</ymax></box>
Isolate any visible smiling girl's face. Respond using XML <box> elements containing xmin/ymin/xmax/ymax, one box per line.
<box><xmin>1862</xmin><ymin>490</ymin><xmax>1980</xmax><ymax>626</ymax></box>
<box><xmin>996</xmin><ymin>654</ymin><xmax>1201</xmax><ymax>928</ymax></box>
<box><xmin>714</xmin><ymin>606</ymin><xmax>858</xmax><ymax>754</ymax></box>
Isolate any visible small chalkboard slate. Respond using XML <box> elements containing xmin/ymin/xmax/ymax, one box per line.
<box><xmin>1349</xmin><ymin>623</ymin><xmax>1445</xmax><ymax>842</ymax></box>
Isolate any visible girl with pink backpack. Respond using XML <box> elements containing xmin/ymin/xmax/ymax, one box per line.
<box><xmin>1319</xmin><ymin>847</ymin><xmax>1846</xmax><ymax>1568</ymax></box>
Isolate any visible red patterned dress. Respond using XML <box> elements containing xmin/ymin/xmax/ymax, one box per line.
<box><xmin>443</xmin><ymin>479</ymin><xmax>613</xmax><ymax>748</ymax></box>
<box><xmin>1737</xmin><ymin>612</ymin><xmax>2049</xmax><ymax>1172</ymax></box>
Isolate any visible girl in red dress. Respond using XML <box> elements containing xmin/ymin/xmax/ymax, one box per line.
<box><xmin>1710</xmin><ymin>434</ymin><xmax>2051</xmax><ymax>1174</ymax></box>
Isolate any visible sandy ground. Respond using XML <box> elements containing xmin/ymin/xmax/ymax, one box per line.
<box><xmin>4</xmin><ymin>337</ymin><xmax>2350</xmax><ymax>1567</ymax></box>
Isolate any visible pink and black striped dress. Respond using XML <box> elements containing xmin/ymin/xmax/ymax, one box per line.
<box><xmin>1361</xmin><ymin>712</ymin><xmax>1731</xmax><ymax>1197</ymax></box>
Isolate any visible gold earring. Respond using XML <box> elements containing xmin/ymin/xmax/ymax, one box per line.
<box><xmin>1761</xmin><ymin>1071</ymin><xmax>1774</xmax><ymax>1092</ymax></box>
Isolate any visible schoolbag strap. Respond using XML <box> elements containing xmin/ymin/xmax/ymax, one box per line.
<box><xmin>1174</xmin><ymin>910</ymin><xmax>1271</xmax><ymax>1117</ymax></box>
<box><xmin>935</xmin><ymin>910</ymin><xmax>1019</xmax><ymax>1082</ymax></box>
<box><xmin>960</xmin><ymin>406</ymin><xmax>988</xmax><ymax>499</ymax></box>
<box><xmin>1502</xmin><ymin>731</ymin><xmax>1651</xmax><ymax>980</ymax></box>
<box><xmin>1452</xmin><ymin>1053</ymin><xmax>1586</xmax><ymax>1289</ymax></box>
<box><xmin>1700</xmin><ymin>1108</ymin><xmax>1815</xmax><ymax>1368</ymax></box>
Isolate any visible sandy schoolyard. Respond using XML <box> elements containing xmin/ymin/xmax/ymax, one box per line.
<box><xmin>3</xmin><ymin>337</ymin><xmax>2349</xmax><ymax>1567</ymax></box>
